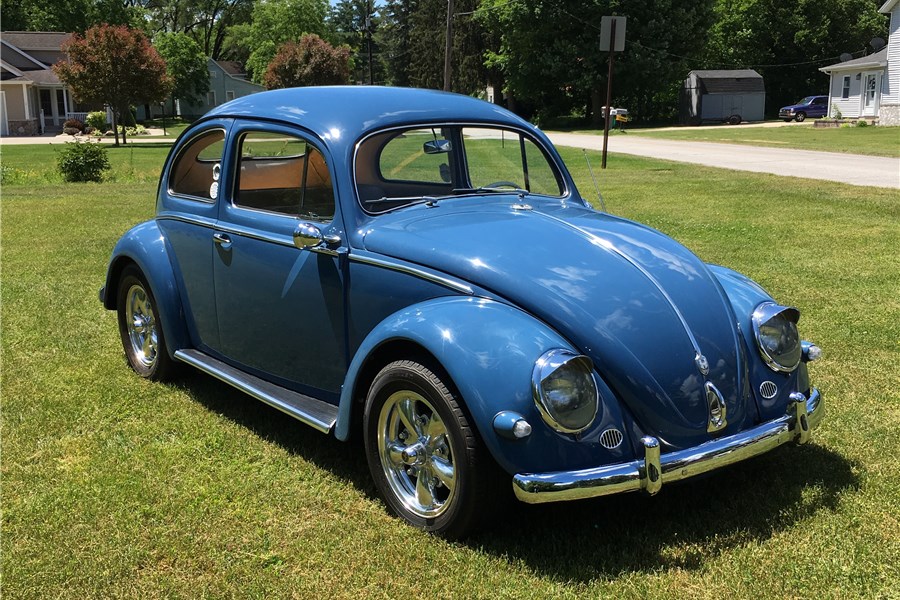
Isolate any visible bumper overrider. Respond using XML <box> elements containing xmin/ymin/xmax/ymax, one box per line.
<box><xmin>513</xmin><ymin>388</ymin><xmax>823</xmax><ymax>503</ymax></box>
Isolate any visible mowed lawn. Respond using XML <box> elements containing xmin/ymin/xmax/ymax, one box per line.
<box><xmin>2</xmin><ymin>142</ymin><xmax>898</xmax><ymax>599</ymax></box>
<box><xmin>629</xmin><ymin>124</ymin><xmax>900</xmax><ymax>157</ymax></box>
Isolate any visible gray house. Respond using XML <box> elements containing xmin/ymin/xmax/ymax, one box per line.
<box><xmin>0</xmin><ymin>31</ymin><xmax>93</xmax><ymax>135</ymax></box>
<box><xmin>138</xmin><ymin>58</ymin><xmax>264</xmax><ymax>121</ymax></box>
<box><xmin>679</xmin><ymin>70</ymin><xmax>765</xmax><ymax>125</ymax></box>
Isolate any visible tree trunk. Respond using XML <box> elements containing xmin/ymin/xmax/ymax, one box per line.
<box><xmin>112</xmin><ymin>109</ymin><xmax>120</xmax><ymax>147</ymax></box>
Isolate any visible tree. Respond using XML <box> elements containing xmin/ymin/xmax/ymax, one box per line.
<box><xmin>377</xmin><ymin>0</ymin><xmax>414</xmax><ymax>87</ymax></box>
<box><xmin>155</xmin><ymin>32</ymin><xmax>210</xmax><ymax>116</ymax></box>
<box><xmin>263</xmin><ymin>34</ymin><xmax>351</xmax><ymax>89</ymax></box>
<box><xmin>328</xmin><ymin>0</ymin><xmax>384</xmax><ymax>84</ymax></box>
<box><xmin>1</xmin><ymin>0</ymin><xmax>144</xmax><ymax>32</ymax></box>
<box><xmin>480</xmin><ymin>0</ymin><xmax>717</xmax><ymax>125</ymax></box>
<box><xmin>145</xmin><ymin>0</ymin><xmax>254</xmax><ymax>59</ymax></box>
<box><xmin>705</xmin><ymin>0</ymin><xmax>887</xmax><ymax>114</ymax></box>
<box><xmin>54</xmin><ymin>25</ymin><xmax>172</xmax><ymax>145</ymax></box>
<box><xmin>223</xmin><ymin>0</ymin><xmax>330</xmax><ymax>83</ymax></box>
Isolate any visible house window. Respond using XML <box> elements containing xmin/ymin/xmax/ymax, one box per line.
<box><xmin>841</xmin><ymin>76</ymin><xmax>850</xmax><ymax>99</ymax></box>
<box><xmin>207</xmin><ymin>91</ymin><xmax>216</xmax><ymax>106</ymax></box>
<box><xmin>226</xmin><ymin>90</ymin><xmax>235</xmax><ymax>102</ymax></box>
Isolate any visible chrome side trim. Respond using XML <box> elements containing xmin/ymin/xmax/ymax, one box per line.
<box><xmin>349</xmin><ymin>254</ymin><xmax>474</xmax><ymax>295</ymax></box>
<box><xmin>157</xmin><ymin>214</ymin><xmax>342</xmax><ymax>254</ymax></box>
<box><xmin>174</xmin><ymin>349</ymin><xmax>338</xmax><ymax>434</ymax></box>
<box><xmin>512</xmin><ymin>388</ymin><xmax>823</xmax><ymax>504</ymax></box>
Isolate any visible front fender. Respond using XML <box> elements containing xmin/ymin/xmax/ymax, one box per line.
<box><xmin>102</xmin><ymin>220</ymin><xmax>190</xmax><ymax>357</ymax></box>
<box><xmin>336</xmin><ymin>297</ymin><xmax>636</xmax><ymax>475</ymax></box>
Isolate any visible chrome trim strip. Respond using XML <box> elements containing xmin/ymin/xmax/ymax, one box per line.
<box><xmin>532</xmin><ymin>210</ymin><xmax>706</xmax><ymax>359</ymax></box>
<box><xmin>156</xmin><ymin>214</ymin><xmax>303</xmax><ymax>250</ymax></box>
<box><xmin>512</xmin><ymin>388</ymin><xmax>823</xmax><ymax>504</ymax></box>
<box><xmin>174</xmin><ymin>349</ymin><xmax>335</xmax><ymax>434</ymax></box>
<box><xmin>348</xmin><ymin>254</ymin><xmax>474</xmax><ymax>295</ymax></box>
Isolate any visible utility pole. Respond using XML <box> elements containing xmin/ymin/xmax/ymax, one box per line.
<box><xmin>366</xmin><ymin>0</ymin><xmax>374</xmax><ymax>85</ymax></box>
<box><xmin>443</xmin><ymin>0</ymin><xmax>454</xmax><ymax>91</ymax></box>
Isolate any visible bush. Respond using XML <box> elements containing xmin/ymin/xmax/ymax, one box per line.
<box><xmin>85</xmin><ymin>111</ymin><xmax>108</xmax><ymax>131</ymax></box>
<box><xmin>856</xmin><ymin>119</ymin><xmax>869</xmax><ymax>127</ymax></box>
<box><xmin>116</xmin><ymin>124</ymin><xmax>148</xmax><ymax>136</ymax></box>
<box><xmin>56</xmin><ymin>141</ymin><xmax>110</xmax><ymax>182</ymax></box>
<box><xmin>63</xmin><ymin>118</ymin><xmax>84</xmax><ymax>131</ymax></box>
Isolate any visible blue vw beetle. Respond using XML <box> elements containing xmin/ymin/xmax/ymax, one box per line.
<box><xmin>101</xmin><ymin>87</ymin><xmax>824</xmax><ymax>538</ymax></box>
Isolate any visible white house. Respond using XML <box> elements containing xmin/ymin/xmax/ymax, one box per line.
<box><xmin>819</xmin><ymin>0</ymin><xmax>899</xmax><ymax>125</ymax></box>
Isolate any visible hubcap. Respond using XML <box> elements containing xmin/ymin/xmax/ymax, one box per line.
<box><xmin>377</xmin><ymin>390</ymin><xmax>457</xmax><ymax>518</ymax></box>
<box><xmin>125</xmin><ymin>284</ymin><xmax>158</xmax><ymax>368</ymax></box>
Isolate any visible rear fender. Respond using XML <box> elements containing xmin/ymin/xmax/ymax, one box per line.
<box><xmin>102</xmin><ymin>220</ymin><xmax>190</xmax><ymax>357</ymax></box>
<box><xmin>336</xmin><ymin>297</ymin><xmax>636</xmax><ymax>475</ymax></box>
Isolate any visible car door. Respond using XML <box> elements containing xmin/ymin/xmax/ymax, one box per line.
<box><xmin>212</xmin><ymin>122</ymin><xmax>347</xmax><ymax>399</ymax></box>
<box><xmin>157</xmin><ymin>119</ymin><xmax>231</xmax><ymax>351</ymax></box>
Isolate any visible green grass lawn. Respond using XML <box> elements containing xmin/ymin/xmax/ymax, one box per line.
<box><xmin>2</xmin><ymin>144</ymin><xmax>898</xmax><ymax>598</ymax></box>
<box><xmin>629</xmin><ymin>124</ymin><xmax>900</xmax><ymax>157</ymax></box>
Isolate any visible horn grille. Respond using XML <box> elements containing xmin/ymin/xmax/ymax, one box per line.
<box><xmin>599</xmin><ymin>428</ymin><xmax>624</xmax><ymax>449</ymax></box>
<box><xmin>760</xmin><ymin>381</ymin><xmax>778</xmax><ymax>399</ymax></box>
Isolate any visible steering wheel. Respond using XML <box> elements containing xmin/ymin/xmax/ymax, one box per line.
<box><xmin>482</xmin><ymin>181</ymin><xmax>521</xmax><ymax>189</ymax></box>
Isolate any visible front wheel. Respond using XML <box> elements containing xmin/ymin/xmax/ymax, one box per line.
<box><xmin>795</xmin><ymin>112</ymin><xmax>806</xmax><ymax>122</ymax></box>
<box><xmin>117</xmin><ymin>264</ymin><xmax>178</xmax><ymax>381</ymax></box>
<box><xmin>363</xmin><ymin>360</ymin><xmax>498</xmax><ymax>538</ymax></box>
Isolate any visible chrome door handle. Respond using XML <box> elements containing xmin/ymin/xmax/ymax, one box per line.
<box><xmin>213</xmin><ymin>232</ymin><xmax>232</xmax><ymax>247</ymax></box>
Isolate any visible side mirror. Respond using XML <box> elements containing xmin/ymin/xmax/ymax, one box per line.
<box><xmin>423</xmin><ymin>139</ymin><xmax>451</xmax><ymax>154</ymax></box>
<box><xmin>293</xmin><ymin>222</ymin><xmax>323</xmax><ymax>250</ymax></box>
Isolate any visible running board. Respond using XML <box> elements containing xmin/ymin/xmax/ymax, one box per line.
<box><xmin>174</xmin><ymin>349</ymin><xmax>338</xmax><ymax>434</ymax></box>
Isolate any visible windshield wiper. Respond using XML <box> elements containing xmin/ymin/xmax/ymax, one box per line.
<box><xmin>451</xmin><ymin>187</ymin><xmax>530</xmax><ymax>196</ymax></box>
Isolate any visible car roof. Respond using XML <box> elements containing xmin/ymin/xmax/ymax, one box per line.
<box><xmin>202</xmin><ymin>86</ymin><xmax>531</xmax><ymax>143</ymax></box>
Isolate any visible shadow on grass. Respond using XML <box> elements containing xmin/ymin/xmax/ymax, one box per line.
<box><xmin>173</xmin><ymin>370</ymin><xmax>373</xmax><ymax>491</ymax></box>
<box><xmin>467</xmin><ymin>443</ymin><xmax>858</xmax><ymax>581</ymax></box>
<box><xmin>175</xmin><ymin>370</ymin><xmax>858</xmax><ymax>581</ymax></box>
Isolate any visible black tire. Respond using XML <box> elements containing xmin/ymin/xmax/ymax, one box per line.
<box><xmin>363</xmin><ymin>360</ymin><xmax>500</xmax><ymax>538</ymax></box>
<box><xmin>728</xmin><ymin>114</ymin><xmax>742</xmax><ymax>125</ymax></box>
<box><xmin>795</xmin><ymin>112</ymin><xmax>806</xmax><ymax>122</ymax></box>
<box><xmin>116</xmin><ymin>264</ymin><xmax>178</xmax><ymax>381</ymax></box>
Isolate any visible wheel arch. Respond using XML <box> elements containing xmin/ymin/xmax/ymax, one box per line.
<box><xmin>334</xmin><ymin>296</ymin><xmax>610</xmax><ymax>475</ymax></box>
<box><xmin>102</xmin><ymin>220</ymin><xmax>191</xmax><ymax>357</ymax></box>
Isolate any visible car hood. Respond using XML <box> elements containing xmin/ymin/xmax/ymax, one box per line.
<box><xmin>361</xmin><ymin>199</ymin><xmax>757</xmax><ymax>448</ymax></box>
<box><xmin>781</xmin><ymin>103</ymin><xmax>808</xmax><ymax>110</ymax></box>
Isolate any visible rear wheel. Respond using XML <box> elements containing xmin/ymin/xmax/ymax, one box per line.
<box><xmin>795</xmin><ymin>112</ymin><xmax>806</xmax><ymax>122</ymax></box>
<box><xmin>117</xmin><ymin>265</ymin><xmax>177</xmax><ymax>381</ymax></box>
<box><xmin>728</xmin><ymin>114</ymin><xmax>742</xmax><ymax>125</ymax></box>
<box><xmin>363</xmin><ymin>360</ymin><xmax>497</xmax><ymax>538</ymax></box>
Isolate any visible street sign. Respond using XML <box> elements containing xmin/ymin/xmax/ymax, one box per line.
<box><xmin>599</xmin><ymin>16</ymin><xmax>626</xmax><ymax>52</ymax></box>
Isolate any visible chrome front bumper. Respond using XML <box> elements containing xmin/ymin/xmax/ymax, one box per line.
<box><xmin>512</xmin><ymin>388</ymin><xmax>823</xmax><ymax>504</ymax></box>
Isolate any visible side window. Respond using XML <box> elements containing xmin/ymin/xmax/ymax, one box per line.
<box><xmin>379</xmin><ymin>128</ymin><xmax>452</xmax><ymax>184</ymax></box>
<box><xmin>462</xmin><ymin>127</ymin><xmax>563</xmax><ymax>196</ymax></box>
<box><xmin>234</xmin><ymin>131</ymin><xmax>335</xmax><ymax>222</ymax></box>
<box><xmin>169</xmin><ymin>129</ymin><xmax>225</xmax><ymax>201</ymax></box>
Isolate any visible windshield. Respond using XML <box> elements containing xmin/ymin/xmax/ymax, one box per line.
<box><xmin>355</xmin><ymin>125</ymin><xmax>565</xmax><ymax>213</ymax></box>
<box><xmin>798</xmin><ymin>96</ymin><xmax>816</xmax><ymax>105</ymax></box>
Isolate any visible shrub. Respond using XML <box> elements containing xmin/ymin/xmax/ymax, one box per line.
<box><xmin>856</xmin><ymin>119</ymin><xmax>869</xmax><ymax>127</ymax></box>
<box><xmin>831</xmin><ymin>106</ymin><xmax>842</xmax><ymax>119</ymax></box>
<box><xmin>63</xmin><ymin>118</ymin><xmax>84</xmax><ymax>131</ymax></box>
<box><xmin>116</xmin><ymin>124</ymin><xmax>148</xmax><ymax>136</ymax></box>
<box><xmin>86</xmin><ymin>111</ymin><xmax>108</xmax><ymax>131</ymax></box>
<box><xmin>56</xmin><ymin>141</ymin><xmax>110</xmax><ymax>182</ymax></box>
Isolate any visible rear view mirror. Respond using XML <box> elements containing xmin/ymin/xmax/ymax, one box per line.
<box><xmin>423</xmin><ymin>139</ymin><xmax>451</xmax><ymax>154</ymax></box>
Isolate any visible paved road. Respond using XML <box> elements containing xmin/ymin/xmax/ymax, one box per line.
<box><xmin>547</xmin><ymin>132</ymin><xmax>900</xmax><ymax>189</ymax></box>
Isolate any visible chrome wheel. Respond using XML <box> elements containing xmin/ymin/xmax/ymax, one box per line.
<box><xmin>124</xmin><ymin>283</ymin><xmax>158</xmax><ymax>368</ymax></box>
<box><xmin>377</xmin><ymin>389</ymin><xmax>458</xmax><ymax>518</ymax></box>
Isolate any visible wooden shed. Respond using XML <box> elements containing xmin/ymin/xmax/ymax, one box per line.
<box><xmin>679</xmin><ymin>69</ymin><xmax>765</xmax><ymax>125</ymax></box>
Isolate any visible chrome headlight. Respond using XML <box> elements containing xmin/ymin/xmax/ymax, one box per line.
<box><xmin>752</xmin><ymin>302</ymin><xmax>801</xmax><ymax>373</ymax></box>
<box><xmin>532</xmin><ymin>349</ymin><xmax>599</xmax><ymax>434</ymax></box>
